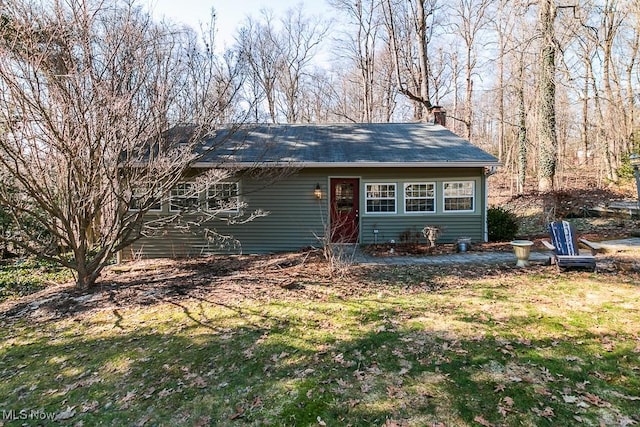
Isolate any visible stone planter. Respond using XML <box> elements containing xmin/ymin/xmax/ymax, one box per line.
<box><xmin>511</xmin><ymin>240</ymin><xmax>534</xmax><ymax>267</ymax></box>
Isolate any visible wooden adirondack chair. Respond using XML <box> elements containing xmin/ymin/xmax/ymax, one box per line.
<box><xmin>542</xmin><ymin>221</ymin><xmax>599</xmax><ymax>271</ymax></box>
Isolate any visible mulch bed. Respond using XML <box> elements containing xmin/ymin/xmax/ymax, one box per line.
<box><xmin>361</xmin><ymin>241</ymin><xmax>537</xmax><ymax>257</ymax></box>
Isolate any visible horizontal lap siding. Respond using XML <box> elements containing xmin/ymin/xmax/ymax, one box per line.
<box><xmin>359</xmin><ymin>215</ymin><xmax>483</xmax><ymax>245</ymax></box>
<box><xmin>128</xmin><ymin>170</ymin><xmax>328</xmax><ymax>257</ymax></box>
<box><xmin>126</xmin><ymin>167</ymin><xmax>487</xmax><ymax>258</ymax></box>
<box><xmin>234</xmin><ymin>170</ymin><xmax>328</xmax><ymax>253</ymax></box>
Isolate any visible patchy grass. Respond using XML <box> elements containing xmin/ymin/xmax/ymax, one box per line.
<box><xmin>0</xmin><ymin>259</ymin><xmax>73</xmax><ymax>301</ymax></box>
<box><xmin>0</xmin><ymin>255</ymin><xmax>639</xmax><ymax>426</ymax></box>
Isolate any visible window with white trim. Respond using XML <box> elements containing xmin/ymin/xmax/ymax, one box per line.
<box><xmin>365</xmin><ymin>183</ymin><xmax>396</xmax><ymax>213</ymax></box>
<box><xmin>129</xmin><ymin>184</ymin><xmax>162</xmax><ymax>211</ymax></box>
<box><xmin>404</xmin><ymin>182</ymin><xmax>435</xmax><ymax>213</ymax></box>
<box><xmin>169</xmin><ymin>182</ymin><xmax>199</xmax><ymax>212</ymax></box>
<box><xmin>443</xmin><ymin>181</ymin><xmax>475</xmax><ymax>212</ymax></box>
<box><xmin>206</xmin><ymin>182</ymin><xmax>239</xmax><ymax>212</ymax></box>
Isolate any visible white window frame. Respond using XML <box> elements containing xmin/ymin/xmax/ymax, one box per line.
<box><xmin>404</xmin><ymin>182</ymin><xmax>436</xmax><ymax>214</ymax></box>
<box><xmin>206</xmin><ymin>182</ymin><xmax>240</xmax><ymax>213</ymax></box>
<box><xmin>365</xmin><ymin>183</ymin><xmax>397</xmax><ymax>214</ymax></box>
<box><xmin>442</xmin><ymin>181</ymin><xmax>475</xmax><ymax>213</ymax></box>
<box><xmin>169</xmin><ymin>182</ymin><xmax>199</xmax><ymax>212</ymax></box>
<box><xmin>129</xmin><ymin>184</ymin><xmax>162</xmax><ymax>212</ymax></box>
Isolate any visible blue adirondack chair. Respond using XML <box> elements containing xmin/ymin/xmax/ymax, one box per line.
<box><xmin>542</xmin><ymin>221</ymin><xmax>599</xmax><ymax>271</ymax></box>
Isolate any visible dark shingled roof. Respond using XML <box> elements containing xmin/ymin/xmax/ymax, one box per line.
<box><xmin>197</xmin><ymin>123</ymin><xmax>499</xmax><ymax>167</ymax></box>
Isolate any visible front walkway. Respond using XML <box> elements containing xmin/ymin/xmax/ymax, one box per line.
<box><xmin>353</xmin><ymin>238</ymin><xmax>640</xmax><ymax>266</ymax></box>
<box><xmin>354</xmin><ymin>249</ymin><xmax>550</xmax><ymax>266</ymax></box>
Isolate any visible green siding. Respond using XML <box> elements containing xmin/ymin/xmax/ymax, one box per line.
<box><xmin>125</xmin><ymin>167</ymin><xmax>489</xmax><ymax>258</ymax></box>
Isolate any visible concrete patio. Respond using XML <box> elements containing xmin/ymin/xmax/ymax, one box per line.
<box><xmin>353</xmin><ymin>238</ymin><xmax>640</xmax><ymax>266</ymax></box>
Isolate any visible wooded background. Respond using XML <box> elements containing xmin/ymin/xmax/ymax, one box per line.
<box><xmin>226</xmin><ymin>0</ymin><xmax>640</xmax><ymax>192</ymax></box>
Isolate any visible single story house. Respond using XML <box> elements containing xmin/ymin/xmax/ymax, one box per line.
<box><xmin>126</xmin><ymin>121</ymin><xmax>500</xmax><ymax>257</ymax></box>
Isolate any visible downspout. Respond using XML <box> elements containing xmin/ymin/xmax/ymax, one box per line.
<box><xmin>484</xmin><ymin>173</ymin><xmax>489</xmax><ymax>242</ymax></box>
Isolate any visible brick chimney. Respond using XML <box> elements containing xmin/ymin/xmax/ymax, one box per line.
<box><xmin>431</xmin><ymin>106</ymin><xmax>446</xmax><ymax>127</ymax></box>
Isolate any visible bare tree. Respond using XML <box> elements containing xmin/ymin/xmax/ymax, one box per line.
<box><xmin>236</xmin><ymin>11</ymin><xmax>280</xmax><ymax>123</ymax></box>
<box><xmin>567</xmin><ymin>16</ymin><xmax>598</xmax><ymax>168</ymax></box>
<box><xmin>235</xmin><ymin>6</ymin><xmax>329</xmax><ymax>124</ymax></box>
<box><xmin>515</xmin><ymin>48</ymin><xmax>530</xmax><ymax>194</ymax></box>
<box><xmin>449</xmin><ymin>0</ymin><xmax>492</xmax><ymax>141</ymax></box>
<box><xmin>494</xmin><ymin>0</ymin><xmax>509</xmax><ymax>162</ymax></box>
<box><xmin>502</xmin><ymin>1</ymin><xmax>537</xmax><ymax>194</ymax></box>
<box><xmin>383</xmin><ymin>0</ymin><xmax>439</xmax><ymax>120</ymax></box>
<box><xmin>276</xmin><ymin>5</ymin><xmax>330</xmax><ymax>123</ymax></box>
<box><xmin>622</xmin><ymin>2</ymin><xmax>640</xmax><ymax>155</ymax></box>
<box><xmin>557</xmin><ymin>0</ymin><xmax>638</xmax><ymax>183</ymax></box>
<box><xmin>330</xmin><ymin>0</ymin><xmax>382</xmax><ymax>123</ymax></box>
<box><xmin>0</xmin><ymin>0</ymin><xmax>244</xmax><ymax>288</ymax></box>
<box><xmin>598</xmin><ymin>0</ymin><xmax>624</xmax><ymax>182</ymax></box>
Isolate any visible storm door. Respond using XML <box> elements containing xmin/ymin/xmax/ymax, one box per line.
<box><xmin>330</xmin><ymin>178</ymin><xmax>360</xmax><ymax>243</ymax></box>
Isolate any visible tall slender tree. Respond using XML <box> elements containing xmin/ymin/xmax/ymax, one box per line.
<box><xmin>236</xmin><ymin>11</ymin><xmax>280</xmax><ymax>123</ymax></box>
<box><xmin>537</xmin><ymin>0</ymin><xmax>558</xmax><ymax>191</ymax></box>
<box><xmin>450</xmin><ymin>0</ymin><xmax>492</xmax><ymax>141</ymax></box>
<box><xmin>329</xmin><ymin>0</ymin><xmax>382</xmax><ymax>123</ymax></box>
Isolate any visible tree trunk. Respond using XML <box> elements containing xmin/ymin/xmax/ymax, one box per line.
<box><xmin>590</xmin><ymin>62</ymin><xmax>616</xmax><ymax>183</ymax></box>
<box><xmin>624</xmin><ymin>22</ymin><xmax>639</xmax><ymax>154</ymax></box>
<box><xmin>581</xmin><ymin>64</ymin><xmax>589</xmax><ymax>165</ymax></box>
<box><xmin>496</xmin><ymin>0</ymin><xmax>506</xmax><ymax>162</ymax></box>
<box><xmin>601</xmin><ymin>0</ymin><xmax>621</xmax><ymax>180</ymax></box>
<box><xmin>497</xmin><ymin>44</ymin><xmax>505</xmax><ymax>161</ymax></box>
<box><xmin>517</xmin><ymin>57</ymin><xmax>527</xmax><ymax>194</ymax></box>
<box><xmin>416</xmin><ymin>0</ymin><xmax>430</xmax><ymax>121</ymax></box>
<box><xmin>537</xmin><ymin>0</ymin><xmax>557</xmax><ymax>192</ymax></box>
<box><xmin>452</xmin><ymin>53</ymin><xmax>460</xmax><ymax>134</ymax></box>
<box><xmin>382</xmin><ymin>0</ymin><xmax>432</xmax><ymax>120</ymax></box>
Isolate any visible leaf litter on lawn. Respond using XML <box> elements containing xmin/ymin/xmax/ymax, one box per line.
<box><xmin>1</xmin><ymin>248</ymin><xmax>639</xmax><ymax>426</ymax></box>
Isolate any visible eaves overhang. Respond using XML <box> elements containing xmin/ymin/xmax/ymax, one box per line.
<box><xmin>192</xmin><ymin>160</ymin><xmax>502</xmax><ymax>168</ymax></box>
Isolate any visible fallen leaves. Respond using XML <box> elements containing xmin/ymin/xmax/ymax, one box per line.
<box><xmin>118</xmin><ymin>390</ymin><xmax>136</xmax><ymax>409</ymax></box>
<box><xmin>493</xmin><ymin>383</ymin><xmax>506</xmax><ymax>393</ymax></box>
<box><xmin>583</xmin><ymin>392</ymin><xmax>610</xmax><ymax>408</ymax></box>
<box><xmin>386</xmin><ymin>384</ymin><xmax>405</xmax><ymax>399</ymax></box>
<box><xmin>191</xmin><ymin>376</ymin><xmax>207</xmax><ymax>389</ymax></box>
<box><xmin>531</xmin><ymin>405</ymin><xmax>555</xmax><ymax>419</ymax></box>
<box><xmin>157</xmin><ymin>388</ymin><xmax>174</xmax><ymax>398</ymax></box>
<box><xmin>2</xmin><ymin>247</ymin><xmax>640</xmax><ymax>427</ymax></box>
<box><xmin>228</xmin><ymin>406</ymin><xmax>244</xmax><ymax>420</ymax></box>
<box><xmin>497</xmin><ymin>396</ymin><xmax>515</xmax><ymax>417</ymax></box>
<box><xmin>473</xmin><ymin>415</ymin><xmax>494</xmax><ymax>427</ymax></box>
<box><xmin>193</xmin><ymin>416</ymin><xmax>211</xmax><ymax>427</ymax></box>
<box><xmin>271</xmin><ymin>351</ymin><xmax>290</xmax><ymax>362</ymax></box>
<box><xmin>54</xmin><ymin>406</ymin><xmax>76</xmax><ymax>421</ymax></box>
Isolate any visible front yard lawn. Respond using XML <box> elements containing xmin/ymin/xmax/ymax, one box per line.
<box><xmin>1</xmin><ymin>253</ymin><xmax>638</xmax><ymax>426</ymax></box>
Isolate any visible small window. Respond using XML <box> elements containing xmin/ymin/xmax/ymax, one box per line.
<box><xmin>206</xmin><ymin>182</ymin><xmax>240</xmax><ymax>212</ymax></box>
<box><xmin>129</xmin><ymin>184</ymin><xmax>162</xmax><ymax>212</ymax></box>
<box><xmin>365</xmin><ymin>183</ymin><xmax>396</xmax><ymax>213</ymax></box>
<box><xmin>169</xmin><ymin>182</ymin><xmax>199</xmax><ymax>212</ymax></box>
<box><xmin>404</xmin><ymin>183</ymin><xmax>435</xmax><ymax>213</ymax></box>
<box><xmin>443</xmin><ymin>181</ymin><xmax>475</xmax><ymax>212</ymax></box>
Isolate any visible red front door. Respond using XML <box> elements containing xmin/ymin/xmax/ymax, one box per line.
<box><xmin>330</xmin><ymin>178</ymin><xmax>360</xmax><ymax>243</ymax></box>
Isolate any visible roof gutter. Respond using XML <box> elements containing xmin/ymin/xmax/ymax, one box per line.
<box><xmin>192</xmin><ymin>161</ymin><xmax>502</xmax><ymax>168</ymax></box>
